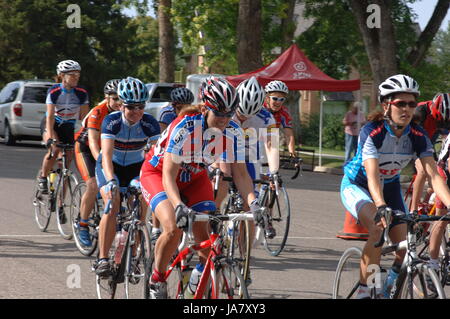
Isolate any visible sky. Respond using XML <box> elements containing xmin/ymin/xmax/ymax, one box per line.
<box><xmin>124</xmin><ymin>1</ymin><xmax>449</xmax><ymax>31</ymax></box>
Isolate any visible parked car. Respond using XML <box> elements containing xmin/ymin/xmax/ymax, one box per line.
<box><xmin>186</xmin><ymin>73</ymin><xmax>226</xmax><ymax>104</ymax></box>
<box><xmin>0</xmin><ymin>79</ymin><xmax>55</xmax><ymax>145</ymax></box>
<box><xmin>144</xmin><ymin>82</ymin><xmax>185</xmax><ymax>120</ymax></box>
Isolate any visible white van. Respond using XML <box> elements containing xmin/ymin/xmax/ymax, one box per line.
<box><xmin>144</xmin><ymin>82</ymin><xmax>185</xmax><ymax>119</ymax></box>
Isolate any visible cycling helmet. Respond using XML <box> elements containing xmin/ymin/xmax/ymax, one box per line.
<box><xmin>378</xmin><ymin>74</ymin><xmax>420</xmax><ymax>102</ymax></box>
<box><xmin>200</xmin><ymin>76</ymin><xmax>239</xmax><ymax>113</ymax></box>
<box><xmin>236</xmin><ymin>77</ymin><xmax>265</xmax><ymax>116</ymax></box>
<box><xmin>104</xmin><ymin>79</ymin><xmax>121</xmax><ymax>94</ymax></box>
<box><xmin>432</xmin><ymin>93</ymin><xmax>450</xmax><ymax>122</ymax></box>
<box><xmin>170</xmin><ymin>87</ymin><xmax>194</xmax><ymax>104</ymax></box>
<box><xmin>264</xmin><ymin>80</ymin><xmax>289</xmax><ymax>95</ymax></box>
<box><xmin>56</xmin><ymin>60</ymin><xmax>81</xmax><ymax>74</ymax></box>
<box><xmin>117</xmin><ymin>77</ymin><xmax>149</xmax><ymax>104</ymax></box>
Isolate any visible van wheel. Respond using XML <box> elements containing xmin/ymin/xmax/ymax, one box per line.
<box><xmin>4</xmin><ymin>121</ymin><xmax>16</xmax><ymax>145</ymax></box>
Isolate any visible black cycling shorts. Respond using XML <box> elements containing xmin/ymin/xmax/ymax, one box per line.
<box><xmin>40</xmin><ymin>116</ymin><xmax>75</xmax><ymax>145</ymax></box>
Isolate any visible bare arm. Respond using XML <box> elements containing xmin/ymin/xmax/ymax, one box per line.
<box><xmin>422</xmin><ymin>156</ymin><xmax>450</xmax><ymax>207</ymax></box>
<box><xmin>363</xmin><ymin>158</ymin><xmax>386</xmax><ymax>208</ymax></box>
<box><xmin>101</xmin><ymin>138</ymin><xmax>116</xmax><ymax>182</ymax></box>
<box><xmin>162</xmin><ymin>152</ymin><xmax>183</xmax><ymax>207</ymax></box>
<box><xmin>230</xmin><ymin>162</ymin><xmax>257</xmax><ymax>207</ymax></box>
<box><xmin>88</xmin><ymin>129</ymin><xmax>101</xmax><ymax>161</ymax></box>
<box><xmin>46</xmin><ymin>104</ymin><xmax>56</xmax><ymax>140</ymax></box>
<box><xmin>284</xmin><ymin>127</ymin><xmax>296</xmax><ymax>155</ymax></box>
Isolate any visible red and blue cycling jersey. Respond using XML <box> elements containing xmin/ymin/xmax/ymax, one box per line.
<box><xmin>344</xmin><ymin>120</ymin><xmax>433</xmax><ymax>188</ymax></box>
<box><xmin>264</xmin><ymin>104</ymin><xmax>293</xmax><ymax>129</ymax></box>
<box><xmin>46</xmin><ymin>84</ymin><xmax>89</xmax><ymax>124</ymax></box>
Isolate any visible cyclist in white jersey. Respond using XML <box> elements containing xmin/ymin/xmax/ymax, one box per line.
<box><xmin>38</xmin><ymin>60</ymin><xmax>89</xmax><ymax>198</ymax></box>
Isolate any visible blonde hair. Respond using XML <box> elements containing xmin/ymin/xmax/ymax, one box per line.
<box><xmin>367</xmin><ymin>109</ymin><xmax>385</xmax><ymax>122</ymax></box>
<box><xmin>178</xmin><ymin>104</ymin><xmax>203</xmax><ymax>117</ymax></box>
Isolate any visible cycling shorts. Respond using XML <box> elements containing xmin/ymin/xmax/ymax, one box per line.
<box><xmin>435</xmin><ymin>166</ymin><xmax>450</xmax><ymax>209</ymax></box>
<box><xmin>40</xmin><ymin>116</ymin><xmax>75</xmax><ymax>145</ymax></box>
<box><xmin>95</xmin><ymin>154</ymin><xmax>143</xmax><ymax>190</ymax></box>
<box><xmin>140</xmin><ymin>167</ymin><xmax>216</xmax><ymax>213</ymax></box>
<box><xmin>75</xmin><ymin>141</ymin><xmax>96</xmax><ymax>182</ymax></box>
<box><xmin>340</xmin><ymin>175</ymin><xmax>406</xmax><ymax>227</ymax></box>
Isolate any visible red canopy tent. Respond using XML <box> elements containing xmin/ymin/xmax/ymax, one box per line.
<box><xmin>226</xmin><ymin>44</ymin><xmax>360</xmax><ymax>91</ymax></box>
<box><xmin>226</xmin><ymin>44</ymin><xmax>361</xmax><ymax>167</ymax></box>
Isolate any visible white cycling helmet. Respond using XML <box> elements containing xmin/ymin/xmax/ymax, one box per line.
<box><xmin>264</xmin><ymin>80</ymin><xmax>289</xmax><ymax>95</ymax></box>
<box><xmin>236</xmin><ymin>77</ymin><xmax>265</xmax><ymax>117</ymax></box>
<box><xmin>56</xmin><ymin>60</ymin><xmax>81</xmax><ymax>74</ymax></box>
<box><xmin>378</xmin><ymin>74</ymin><xmax>420</xmax><ymax>102</ymax></box>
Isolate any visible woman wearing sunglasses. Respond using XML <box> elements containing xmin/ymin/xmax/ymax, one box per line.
<box><xmin>73</xmin><ymin>79</ymin><xmax>122</xmax><ymax>247</ymax></box>
<box><xmin>94</xmin><ymin>77</ymin><xmax>160</xmax><ymax>278</ymax></box>
<box><xmin>263</xmin><ymin>80</ymin><xmax>298</xmax><ymax>160</ymax></box>
<box><xmin>340</xmin><ymin>74</ymin><xmax>450</xmax><ymax>299</ymax></box>
<box><xmin>140</xmin><ymin>76</ymin><xmax>262</xmax><ymax>299</ymax></box>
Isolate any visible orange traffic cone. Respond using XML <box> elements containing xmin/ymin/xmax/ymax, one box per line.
<box><xmin>336</xmin><ymin>211</ymin><xmax>369</xmax><ymax>240</ymax></box>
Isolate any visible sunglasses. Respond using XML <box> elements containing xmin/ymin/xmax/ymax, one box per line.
<box><xmin>389</xmin><ymin>100</ymin><xmax>417</xmax><ymax>108</ymax></box>
<box><xmin>269</xmin><ymin>96</ymin><xmax>286</xmax><ymax>103</ymax></box>
<box><xmin>124</xmin><ymin>103</ymin><xmax>145</xmax><ymax>111</ymax></box>
<box><xmin>209</xmin><ymin>108</ymin><xmax>235</xmax><ymax>118</ymax></box>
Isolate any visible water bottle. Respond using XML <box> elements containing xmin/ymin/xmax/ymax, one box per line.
<box><xmin>49</xmin><ymin>171</ymin><xmax>57</xmax><ymax>192</ymax></box>
<box><xmin>113</xmin><ymin>229</ymin><xmax>127</xmax><ymax>264</ymax></box>
<box><xmin>184</xmin><ymin>263</ymin><xmax>204</xmax><ymax>299</ymax></box>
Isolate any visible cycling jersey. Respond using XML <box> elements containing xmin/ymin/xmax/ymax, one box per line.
<box><xmin>438</xmin><ymin>134</ymin><xmax>450</xmax><ymax>171</ymax></box>
<box><xmin>46</xmin><ymin>83</ymin><xmax>89</xmax><ymax>124</ymax></box>
<box><xmin>415</xmin><ymin>101</ymin><xmax>438</xmax><ymax>142</ymax></box>
<box><xmin>158</xmin><ymin>105</ymin><xmax>177</xmax><ymax>125</ymax></box>
<box><xmin>344</xmin><ymin>120</ymin><xmax>433</xmax><ymax>188</ymax></box>
<box><xmin>101</xmin><ymin>111</ymin><xmax>160</xmax><ymax>166</ymax></box>
<box><xmin>264</xmin><ymin>104</ymin><xmax>293</xmax><ymax>129</ymax></box>
<box><xmin>75</xmin><ymin>100</ymin><xmax>111</xmax><ymax>147</ymax></box>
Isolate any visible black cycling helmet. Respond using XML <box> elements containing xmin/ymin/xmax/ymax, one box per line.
<box><xmin>170</xmin><ymin>87</ymin><xmax>194</xmax><ymax>104</ymax></box>
<box><xmin>104</xmin><ymin>79</ymin><xmax>121</xmax><ymax>95</ymax></box>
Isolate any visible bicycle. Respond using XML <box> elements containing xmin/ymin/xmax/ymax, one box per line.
<box><xmin>93</xmin><ymin>181</ymin><xmax>152</xmax><ymax>299</ymax></box>
<box><xmin>32</xmin><ymin>140</ymin><xmax>79</xmax><ymax>239</ymax></box>
<box><xmin>145</xmin><ymin>208</ymin><xmax>268</xmax><ymax>299</ymax></box>
<box><xmin>70</xmin><ymin>181</ymin><xmax>102</xmax><ymax>256</ymax></box>
<box><xmin>332</xmin><ymin>209</ymin><xmax>449</xmax><ymax>299</ymax></box>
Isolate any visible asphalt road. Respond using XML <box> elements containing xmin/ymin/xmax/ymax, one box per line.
<box><xmin>0</xmin><ymin>139</ymin><xmax>363</xmax><ymax>299</ymax></box>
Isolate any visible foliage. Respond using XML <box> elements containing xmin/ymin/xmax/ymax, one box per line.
<box><xmin>301</xmin><ymin>112</ymin><xmax>345</xmax><ymax>150</ymax></box>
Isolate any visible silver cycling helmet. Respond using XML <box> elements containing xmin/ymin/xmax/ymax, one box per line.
<box><xmin>56</xmin><ymin>59</ymin><xmax>81</xmax><ymax>74</ymax></box>
<box><xmin>264</xmin><ymin>80</ymin><xmax>289</xmax><ymax>95</ymax></box>
<box><xmin>200</xmin><ymin>76</ymin><xmax>239</xmax><ymax>113</ymax></box>
<box><xmin>104</xmin><ymin>79</ymin><xmax>121</xmax><ymax>95</ymax></box>
<box><xmin>117</xmin><ymin>77</ymin><xmax>149</xmax><ymax>104</ymax></box>
<box><xmin>236</xmin><ymin>77</ymin><xmax>265</xmax><ymax>117</ymax></box>
<box><xmin>378</xmin><ymin>74</ymin><xmax>420</xmax><ymax>103</ymax></box>
<box><xmin>170</xmin><ymin>87</ymin><xmax>194</xmax><ymax>104</ymax></box>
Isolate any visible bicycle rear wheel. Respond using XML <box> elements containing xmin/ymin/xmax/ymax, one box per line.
<box><xmin>332</xmin><ymin>247</ymin><xmax>362</xmax><ymax>299</ymax></box>
<box><xmin>55</xmin><ymin>172</ymin><xmax>78</xmax><ymax>239</ymax></box>
<box><xmin>124</xmin><ymin>223</ymin><xmax>152</xmax><ymax>299</ymax></box>
<box><xmin>397</xmin><ymin>264</ymin><xmax>446</xmax><ymax>299</ymax></box>
<box><xmin>32</xmin><ymin>170</ymin><xmax>51</xmax><ymax>231</ymax></box>
<box><xmin>263</xmin><ymin>186</ymin><xmax>290</xmax><ymax>256</ymax></box>
<box><xmin>70</xmin><ymin>182</ymin><xmax>99</xmax><ymax>256</ymax></box>
<box><xmin>214</xmin><ymin>262</ymin><xmax>250</xmax><ymax>299</ymax></box>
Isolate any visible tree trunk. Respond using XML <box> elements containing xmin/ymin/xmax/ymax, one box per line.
<box><xmin>237</xmin><ymin>0</ymin><xmax>263</xmax><ymax>73</ymax></box>
<box><xmin>280</xmin><ymin>0</ymin><xmax>297</xmax><ymax>50</ymax></box>
<box><xmin>407</xmin><ymin>0</ymin><xmax>450</xmax><ymax>67</ymax></box>
<box><xmin>349</xmin><ymin>0</ymin><xmax>398</xmax><ymax>87</ymax></box>
<box><xmin>158</xmin><ymin>0</ymin><xmax>175</xmax><ymax>82</ymax></box>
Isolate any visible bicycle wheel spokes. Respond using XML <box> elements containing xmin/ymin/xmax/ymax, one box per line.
<box><xmin>70</xmin><ymin>182</ymin><xmax>99</xmax><ymax>256</ymax></box>
<box><xmin>96</xmin><ymin>275</ymin><xmax>117</xmax><ymax>299</ymax></box>
<box><xmin>124</xmin><ymin>224</ymin><xmax>152</xmax><ymax>299</ymax></box>
<box><xmin>332</xmin><ymin>247</ymin><xmax>362</xmax><ymax>299</ymax></box>
<box><xmin>399</xmin><ymin>265</ymin><xmax>446</xmax><ymax>299</ymax></box>
<box><xmin>166</xmin><ymin>264</ymin><xmax>187</xmax><ymax>299</ymax></box>
<box><xmin>263</xmin><ymin>186</ymin><xmax>290</xmax><ymax>256</ymax></box>
<box><xmin>32</xmin><ymin>171</ymin><xmax>52</xmax><ymax>231</ymax></box>
<box><xmin>215</xmin><ymin>262</ymin><xmax>250</xmax><ymax>299</ymax></box>
<box><xmin>56</xmin><ymin>173</ymin><xmax>77</xmax><ymax>239</ymax></box>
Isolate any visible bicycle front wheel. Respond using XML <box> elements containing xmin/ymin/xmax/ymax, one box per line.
<box><xmin>55</xmin><ymin>172</ymin><xmax>78</xmax><ymax>239</ymax></box>
<box><xmin>213</xmin><ymin>262</ymin><xmax>250</xmax><ymax>299</ymax></box>
<box><xmin>332</xmin><ymin>247</ymin><xmax>362</xmax><ymax>299</ymax></box>
<box><xmin>70</xmin><ymin>182</ymin><xmax>99</xmax><ymax>256</ymax></box>
<box><xmin>397</xmin><ymin>264</ymin><xmax>446</xmax><ymax>299</ymax></box>
<box><xmin>32</xmin><ymin>170</ymin><xmax>51</xmax><ymax>231</ymax></box>
<box><xmin>263</xmin><ymin>186</ymin><xmax>290</xmax><ymax>256</ymax></box>
<box><xmin>124</xmin><ymin>223</ymin><xmax>152</xmax><ymax>299</ymax></box>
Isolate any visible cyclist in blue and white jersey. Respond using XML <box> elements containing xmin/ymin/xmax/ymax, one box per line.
<box><xmin>38</xmin><ymin>60</ymin><xmax>89</xmax><ymax>196</ymax></box>
<box><xmin>340</xmin><ymin>74</ymin><xmax>450</xmax><ymax>299</ymax></box>
<box><xmin>158</xmin><ymin>87</ymin><xmax>195</xmax><ymax>132</ymax></box>
<box><xmin>94</xmin><ymin>77</ymin><xmax>160</xmax><ymax>278</ymax></box>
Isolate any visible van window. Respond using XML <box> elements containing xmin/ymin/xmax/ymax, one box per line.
<box><xmin>23</xmin><ymin>86</ymin><xmax>50</xmax><ymax>103</ymax></box>
<box><xmin>0</xmin><ymin>83</ymin><xmax>20</xmax><ymax>104</ymax></box>
<box><xmin>150</xmin><ymin>87</ymin><xmax>174</xmax><ymax>102</ymax></box>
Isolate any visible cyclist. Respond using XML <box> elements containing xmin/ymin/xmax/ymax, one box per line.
<box><xmin>140</xmin><ymin>76</ymin><xmax>262</xmax><ymax>299</ymax></box>
<box><xmin>425</xmin><ymin>93</ymin><xmax>450</xmax><ymax>277</ymax></box>
<box><xmin>340</xmin><ymin>75</ymin><xmax>450</xmax><ymax>299</ymax></box>
<box><xmin>410</xmin><ymin>92</ymin><xmax>450</xmax><ymax>212</ymax></box>
<box><xmin>94</xmin><ymin>77</ymin><xmax>160</xmax><ymax>277</ymax></box>
<box><xmin>37</xmin><ymin>60</ymin><xmax>89</xmax><ymax>221</ymax></box>
<box><xmin>153</xmin><ymin>87</ymin><xmax>195</xmax><ymax>242</ymax></box>
<box><xmin>158</xmin><ymin>87</ymin><xmax>195</xmax><ymax>132</ymax></box>
<box><xmin>73</xmin><ymin>79</ymin><xmax>122</xmax><ymax>247</ymax></box>
<box><xmin>213</xmin><ymin>76</ymin><xmax>279</xmax><ymax>238</ymax></box>
<box><xmin>263</xmin><ymin>80</ymin><xmax>298</xmax><ymax>160</ymax></box>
